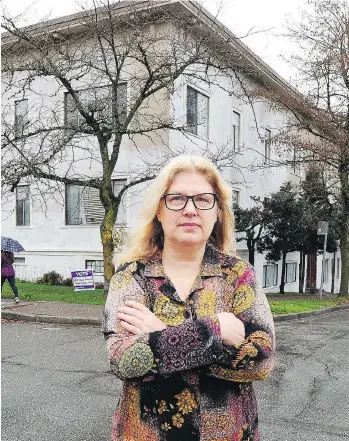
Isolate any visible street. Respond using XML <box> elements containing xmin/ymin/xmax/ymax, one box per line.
<box><xmin>2</xmin><ymin>310</ymin><xmax>349</xmax><ymax>441</ymax></box>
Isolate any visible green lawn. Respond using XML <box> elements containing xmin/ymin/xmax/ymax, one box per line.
<box><xmin>1</xmin><ymin>281</ymin><xmax>105</xmax><ymax>305</ymax></box>
<box><xmin>268</xmin><ymin>298</ymin><xmax>338</xmax><ymax>315</ymax></box>
<box><xmin>1</xmin><ymin>281</ymin><xmax>347</xmax><ymax>313</ymax></box>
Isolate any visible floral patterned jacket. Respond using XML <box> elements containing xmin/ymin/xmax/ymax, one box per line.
<box><xmin>102</xmin><ymin>245</ymin><xmax>275</xmax><ymax>441</ymax></box>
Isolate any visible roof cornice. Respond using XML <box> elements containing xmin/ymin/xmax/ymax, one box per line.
<box><xmin>1</xmin><ymin>0</ymin><xmax>303</xmax><ymax>102</ymax></box>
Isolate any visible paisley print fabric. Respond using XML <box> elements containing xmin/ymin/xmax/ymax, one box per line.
<box><xmin>102</xmin><ymin>245</ymin><xmax>275</xmax><ymax>441</ymax></box>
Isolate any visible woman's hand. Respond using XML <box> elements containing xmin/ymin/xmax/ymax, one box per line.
<box><xmin>117</xmin><ymin>300</ymin><xmax>167</xmax><ymax>335</ymax></box>
<box><xmin>217</xmin><ymin>312</ymin><xmax>245</xmax><ymax>346</ymax></box>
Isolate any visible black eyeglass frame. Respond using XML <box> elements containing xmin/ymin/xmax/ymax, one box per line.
<box><xmin>161</xmin><ymin>193</ymin><xmax>218</xmax><ymax>211</ymax></box>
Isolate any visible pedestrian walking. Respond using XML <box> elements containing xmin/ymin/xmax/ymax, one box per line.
<box><xmin>1</xmin><ymin>250</ymin><xmax>20</xmax><ymax>303</ymax></box>
<box><xmin>102</xmin><ymin>155</ymin><xmax>275</xmax><ymax>441</ymax></box>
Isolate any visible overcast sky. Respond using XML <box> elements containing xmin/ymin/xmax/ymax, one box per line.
<box><xmin>2</xmin><ymin>0</ymin><xmax>306</xmax><ymax>83</ymax></box>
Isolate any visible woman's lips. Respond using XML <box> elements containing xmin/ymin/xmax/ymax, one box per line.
<box><xmin>180</xmin><ymin>223</ymin><xmax>200</xmax><ymax>228</ymax></box>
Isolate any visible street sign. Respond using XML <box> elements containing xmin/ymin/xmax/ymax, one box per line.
<box><xmin>71</xmin><ymin>269</ymin><xmax>95</xmax><ymax>291</ymax></box>
<box><xmin>317</xmin><ymin>221</ymin><xmax>329</xmax><ymax>235</ymax></box>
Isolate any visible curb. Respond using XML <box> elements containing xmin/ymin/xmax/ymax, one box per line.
<box><xmin>2</xmin><ymin>304</ymin><xmax>349</xmax><ymax>326</ymax></box>
<box><xmin>273</xmin><ymin>304</ymin><xmax>349</xmax><ymax>322</ymax></box>
<box><xmin>1</xmin><ymin>310</ymin><xmax>101</xmax><ymax>327</ymax></box>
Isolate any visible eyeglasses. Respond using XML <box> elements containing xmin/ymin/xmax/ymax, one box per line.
<box><xmin>161</xmin><ymin>193</ymin><xmax>217</xmax><ymax>211</ymax></box>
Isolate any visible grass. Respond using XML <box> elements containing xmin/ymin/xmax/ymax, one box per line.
<box><xmin>2</xmin><ymin>281</ymin><xmax>348</xmax><ymax>313</ymax></box>
<box><xmin>268</xmin><ymin>298</ymin><xmax>339</xmax><ymax>315</ymax></box>
<box><xmin>1</xmin><ymin>281</ymin><xmax>105</xmax><ymax>305</ymax></box>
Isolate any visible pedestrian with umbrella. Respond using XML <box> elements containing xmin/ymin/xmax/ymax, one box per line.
<box><xmin>1</xmin><ymin>237</ymin><xmax>25</xmax><ymax>303</ymax></box>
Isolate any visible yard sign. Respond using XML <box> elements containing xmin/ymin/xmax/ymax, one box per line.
<box><xmin>71</xmin><ymin>269</ymin><xmax>95</xmax><ymax>291</ymax></box>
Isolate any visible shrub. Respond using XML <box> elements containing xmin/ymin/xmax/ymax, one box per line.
<box><xmin>37</xmin><ymin>271</ymin><xmax>64</xmax><ymax>286</ymax></box>
<box><xmin>61</xmin><ymin>277</ymin><xmax>73</xmax><ymax>286</ymax></box>
<box><xmin>95</xmin><ymin>281</ymin><xmax>104</xmax><ymax>289</ymax></box>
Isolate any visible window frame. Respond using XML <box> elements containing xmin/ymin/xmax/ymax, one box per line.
<box><xmin>323</xmin><ymin>258</ymin><xmax>329</xmax><ymax>283</ymax></box>
<box><xmin>336</xmin><ymin>257</ymin><xmax>340</xmax><ymax>280</ymax></box>
<box><xmin>65</xmin><ymin>178</ymin><xmax>128</xmax><ymax>226</ymax></box>
<box><xmin>16</xmin><ymin>185</ymin><xmax>30</xmax><ymax>227</ymax></box>
<box><xmin>232</xmin><ymin>109</ymin><xmax>241</xmax><ymax>152</ymax></box>
<box><xmin>14</xmin><ymin>256</ymin><xmax>26</xmax><ymax>265</ymax></box>
<box><xmin>262</xmin><ymin>263</ymin><xmax>278</xmax><ymax>288</ymax></box>
<box><xmin>14</xmin><ymin>99</ymin><xmax>29</xmax><ymax>137</ymax></box>
<box><xmin>64</xmin><ymin>83</ymin><xmax>127</xmax><ymax>130</ymax></box>
<box><xmin>186</xmin><ymin>85</ymin><xmax>209</xmax><ymax>139</ymax></box>
<box><xmin>85</xmin><ymin>259</ymin><xmax>104</xmax><ymax>274</ymax></box>
<box><xmin>232</xmin><ymin>189</ymin><xmax>240</xmax><ymax>205</ymax></box>
<box><xmin>285</xmin><ymin>261</ymin><xmax>297</xmax><ymax>284</ymax></box>
<box><xmin>264</xmin><ymin>128</ymin><xmax>271</xmax><ymax>164</ymax></box>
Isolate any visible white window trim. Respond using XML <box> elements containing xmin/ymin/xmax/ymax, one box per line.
<box><xmin>232</xmin><ymin>189</ymin><xmax>240</xmax><ymax>205</ymax></box>
<box><xmin>15</xmin><ymin>184</ymin><xmax>31</xmax><ymax>227</ymax></box>
<box><xmin>85</xmin><ymin>259</ymin><xmax>104</xmax><ymax>274</ymax></box>
<box><xmin>285</xmin><ymin>261</ymin><xmax>297</xmax><ymax>284</ymax></box>
<box><xmin>323</xmin><ymin>258</ymin><xmax>329</xmax><ymax>283</ymax></box>
<box><xmin>64</xmin><ymin>82</ymin><xmax>128</xmax><ymax>129</ymax></box>
<box><xmin>231</xmin><ymin>107</ymin><xmax>242</xmax><ymax>152</ymax></box>
<box><xmin>13</xmin><ymin>256</ymin><xmax>26</xmax><ymax>266</ymax></box>
<box><xmin>112</xmin><ymin>176</ymin><xmax>129</xmax><ymax>226</ymax></box>
<box><xmin>263</xmin><ymin>263</ymin><xmax>278</xmax><ymax>288</ymax></box>
<box><xmin>14</xmin><ymin>98</ymin><xmax>29</xmax><ymax>137</ymax></box>
<box><xmin>264</xmin><ymin>128</ymin><xmax>272</xmax><ymax>165</ymax></box>
<box><xmin>64</xmin><ymin>177</ymin><xmax>129</xmax><ymax>227</ymax></box>
<box><xmin>185</xmin><ymin>83</ymin><xmax>211</xmax><ymax>141</ymax></box>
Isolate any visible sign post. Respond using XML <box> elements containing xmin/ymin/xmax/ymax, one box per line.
<box><xmin>71</xmin><ymin>269</ymin><xmax>95</xmax><ymax>291</ymax></box>
<box><xmin>317</xmin><ymin>221</ymin><xmax>329</xmax><ymax>299</ymax></box>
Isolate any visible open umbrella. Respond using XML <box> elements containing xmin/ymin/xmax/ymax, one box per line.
<box><xmin>1</xmin><ymin>236</ymin><xmax>25</xmax><ymax>253</ymax></box>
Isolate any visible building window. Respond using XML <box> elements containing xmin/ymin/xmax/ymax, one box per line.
<box><xmin>65</xmin><ymin>179</ymin><xmax>127</xmax><ymax>226</ymax></box>
<box><xmin>186</xmin><ymin>86</ymin><xmax>209</xmax><ymax>138</ymax></box>
<box><xmin>285</xmin><ymin>262</ymin><xmax>297</xmax><ymax>283</ymax></box>
<box><xmin>65</xmin><ymin>84</ymin><xmax>127</xmax><ymax>130</ymax></box>
<box><xmin>14</xmin><ymin>256</ymin><xmax>26</xmax><ymax>265</ymax></box>
<box><xmin>263</xmin><ymin>264</ymin><xmax>278</xmax><ymax>288</ymax></box>
<box><xmin>113</xmin><ymin>179</ymin><xmax>127</xmax><ymax>224</ymax></box>
<box><xmin>16</xmin><ymin>185</ymin><xmax>30</xmax><ymax>226</ymax></box>
<box><xmin>323</xmin><ymin>258</ymin><xmax>329</xmax><ymax>283</ymax></box>
<box><xmin>291</xmin><ymin>146</ymin><xmax>301</xmax><ymax>175</ymax></box>
<box><xmin>264</xmin><ymin>128</ymin><xmax>271</xmax><ymax>164</ymax></box>
<box><xmin>232</xmin><ymin>190</ymin><xmax>240</xmax><ymax>205</ymax></box>
<box><xmin>14</xmin><ymin>99</ymin><xmax>28</xmax><ymax>137</ymax></box>
<box><xmin>232</xmin><ymin>110</ymin><xmax>241</xmax><ymax>151</ymax></box>
<box><xmin>85</xmin><ymin>260</ymin><xmax>104</xmax><ymax>274</ymax></box>
<box><xmin>336</xmin><ymin>257</ymin><xmax>340</xmax><ymax>280</ymax></box>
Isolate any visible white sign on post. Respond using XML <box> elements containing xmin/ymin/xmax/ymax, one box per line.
<box><xmin>71</xmin><ymin>269</ymin><xmax>95</xmax><ymax>291</ymax></box>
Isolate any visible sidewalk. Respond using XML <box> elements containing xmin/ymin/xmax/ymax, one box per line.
<box><xmin>1</xmin><ymin>299</ymin><xmax>103</xmax><ymax>326</ymax></box>
<box><xmin>2</xmin><ymin>298</ymin><xmax>349</xmax><ymax>326</ymax></box>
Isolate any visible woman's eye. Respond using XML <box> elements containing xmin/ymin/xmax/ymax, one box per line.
<box><xmin>197</xmin><ymin>196</ymin><xmax>209</xmax><ymax>202</ymax></box>
<box><xmin>169</xmin><ymin>195</ymin><xmax>185</xmax><ymax>202</ymax></box>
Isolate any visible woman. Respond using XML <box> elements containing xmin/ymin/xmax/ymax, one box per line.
<box><xmin>102</xmin><ymin>155</ymin><xmax>275</xmax><ymax>441</ymax></box>
<box><xmin>1</xmin><ymin>250</ymin><xmax>20</xmax><ymax>303</ymax></box>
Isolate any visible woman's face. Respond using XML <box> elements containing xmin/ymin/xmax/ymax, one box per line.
<box><xmin>157</xmin><ymin>172</ymin><xmax>218</xmax><ymax>248</ymax></box>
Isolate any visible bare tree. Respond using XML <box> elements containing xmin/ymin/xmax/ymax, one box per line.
<box><xmin>2</xmin><ymin>0</ymin><xmax>263</xmax><ymax>292</ymax></box>
<box><xmin>255</xmin><ymin>0</ymin><xmax>349</xmax><ymax>297</ymax></box>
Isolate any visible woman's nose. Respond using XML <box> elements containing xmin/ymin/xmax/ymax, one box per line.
<box><xmin>183</xmin><ymin>199</ymin><xmax>198</xmax><ymax>215</ymax></box>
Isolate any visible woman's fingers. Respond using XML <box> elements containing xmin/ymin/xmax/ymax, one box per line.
<box><xmin>118</xmin><ymin>306</ymin><xmax>146</xmax><ymax>320</ymax></box>
<box><xmin>124</xmin><ymin>300</ymin><xmax>150</xmax><ymax>314</ymax></box>
<box><xmin>119</xmin><ymin>321</ymin><xmax>142</xmax><ymax>335</ymax></box>
<box><xmin>117</xmin><ymin>312</ymin><xmax>143</xmax><ymax>328</ymax></box>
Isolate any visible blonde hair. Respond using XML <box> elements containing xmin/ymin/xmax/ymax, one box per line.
<box><xmin>119</xmin><ymin>155</ymin><xmax>236</xmax><ymax>263</ymax></box>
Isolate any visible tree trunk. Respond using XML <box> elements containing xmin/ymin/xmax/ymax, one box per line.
<box><xmin>339</xmin><ymin>216</ymin><xmax>349</xmax><ymax>298</ymax></box>
<box><xmin>101</xmin><ymin>205</ymin><xmax>118</xmax><ymax>296</ymax></box>
<box><xmin>100</xmin><ymin>172</ymin><xmax>118</xmax><ymax>296</ymax></box>
<box><xmin>280</xmin><ymin>251</ymin><xmax>287</xmax><ymax>294</ymax></box>
<box><xmin>247</xmin><ymin>238</ymin><xmax>255</xmax><ymax>266</ymax></box>
<box><xmin>331</xmin><ymin>250</ymin><xmax>336</xmax><ymax>294</ymax></box>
